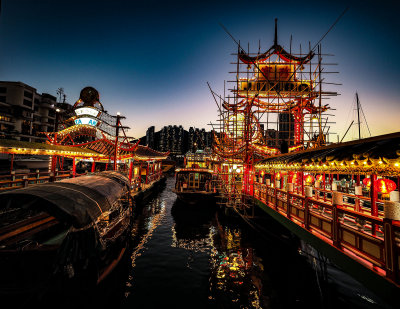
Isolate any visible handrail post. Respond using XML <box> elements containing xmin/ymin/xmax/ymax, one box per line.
<box><xmin>22</xmin><ymin>175</ymin><xmax>28</xmax><ymax>188</ymax></box>
<box><xmin>332</xmin><ymin>191</ymin><xmax>343</xmax><ymax>248</ymax></box>
<box><xmin>11</xmin><ymin>171</ymin><xmax>15</xmax><ymax>187</ymax></box>
<box><xmin>304</xmin><ymin>197</ymin><xmax>309</xmax><ymax>229</ymax></box>
<box><xmin>371</xmin><ymin>174</ymin><xmax>378</xmax><ymax>235</ymax></box>
<box><xmin>383</xmin><ymin>218</ymin><xmax>399</xmax><ymax>283</ymax></box>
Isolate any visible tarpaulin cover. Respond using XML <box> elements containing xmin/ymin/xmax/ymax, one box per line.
<box><xmin>0</xmin><ymin>171</ymin><xmax>130</xmax><ymax>228</ymax></box>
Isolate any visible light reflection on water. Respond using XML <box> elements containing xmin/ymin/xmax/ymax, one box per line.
<box><xmin>121</xmin><ymin>176</ymin><xmax>393</xmax><ymax>309</ymax></box>
<box><xmin>121</xmin><ymin>176</ymin><xmax>268</xmax><ymax>308</ymax></box>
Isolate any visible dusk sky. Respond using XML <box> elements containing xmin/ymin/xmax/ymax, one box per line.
<box><xmin>0</xmin><ymin>0</ymin><xmax>399</xmax><ymax>140</ymax></box>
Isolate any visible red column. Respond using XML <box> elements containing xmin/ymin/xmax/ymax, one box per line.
<box><xmin>146</xmin><ymin>162</ymin><xmax>149</xmax><ymax>184</ymax></box>
<box><xmin>370</xmin><ymin>174</ymin><xmax>378</xmax><ymax>235</ymax></box>
<box><xmin>72</xmin><ymin>158</ymin><xmax>76</xmax><ymax>177</ymax></box>
<box><xmin>323</xmin><ymin>172</ymin><xmax>326</xmax><ymax>201</ymax></box>
<box><xmin>128</xmin><ymin>161</ymin><xmax>133</xmax><ymax>183</ymax></box>
<box><xmin>91</xmin><ymin>161</ymin><xmax>95</xmax><ymax>173</ymax></box>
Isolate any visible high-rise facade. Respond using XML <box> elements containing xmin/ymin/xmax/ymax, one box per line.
<box><xmin>0</xmin><ymin>81</ymin><xmax>72</xmax><ymax>142</ymax></box>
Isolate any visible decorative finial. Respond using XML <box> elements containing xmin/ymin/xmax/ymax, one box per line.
<box><xmin>274</xmin><ymin>18</ymin><xmax>278</xmax><ymax>46</ymax></box>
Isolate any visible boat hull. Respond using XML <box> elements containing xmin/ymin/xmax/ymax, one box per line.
<box><xmin>173</xmin><ymin>189</ymin><xmax>218</xmax><ymax>205</ymax></box>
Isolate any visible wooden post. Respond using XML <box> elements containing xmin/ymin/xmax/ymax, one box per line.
<box><xmin>383</xmin><ymin>218</ymin><xmax>399</xmax><ymax>283</ymax></box>
<box><xmin>10</xmin><ymin>153</ymin><xmax>14</xmax><ymax>173</ymax></box>
<box><xmin>332</xmin><ymin>191</ymin><xmax>343</xmax><ymax>248</ymax></box>
<box><xmin>22</xmin><ymin>175</ymin><xmax>28</xmax><ymax>187</ymax></box>
<box><xmin>304</xmin><ymin>197</ymin><xmax>309</xmax><ymax>230</ymax></box>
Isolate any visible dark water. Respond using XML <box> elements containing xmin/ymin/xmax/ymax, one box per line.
<box><xmin>13</xmin><ymin>176</ymin><xmax>393</xmax><ymax>308</ymax></box>
<box><xmin>118</xmin><ymin>176</ymin><xmax>393</xmax><ymax>308</ymax></box>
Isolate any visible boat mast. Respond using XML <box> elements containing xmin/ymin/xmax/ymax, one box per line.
<box><xmin>356</xmin><ymin>92</ymin><xmax>361</xmax><ymax>140</ymax></box>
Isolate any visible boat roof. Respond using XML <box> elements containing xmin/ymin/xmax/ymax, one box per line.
<box><xmin>0</xmin><ymin>171</ymin><xmax>129</xmax><ymax>228</ymax></box>
<box><xmin>175</xmin><ymin>168</ymin><xmax>214</xmax><ymax>174</ymax></box>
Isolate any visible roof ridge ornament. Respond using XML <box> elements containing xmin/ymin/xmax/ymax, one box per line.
<box><xmin>274</xmin><ymin>18</ymin><xmax>278</xmax><ymax>46</ymax></box>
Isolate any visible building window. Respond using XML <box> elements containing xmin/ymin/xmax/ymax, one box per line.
<box><xmin>24</xmin><ymin>90</ymin><xmax>33</xmax><ymax>99</ymax></box>
<box><xmin>21</xmin><ymin>120</ymin><xmax>31</xmax><ymax>135</ymax></box>
<box><xmin>48</xmin><ymin>110</ymin><xmax>55</xmax><ymax>117</ymax></box>
<box><xmin>0</xmin><ymin>87</ymin><xmax>6</xmax><ymax>93</ymax></box>
<box><xmin>23</xmin><ymin>99</ymin><xmax>33</xmax><ymax>107</ymax></box>
<box><xmin>0</xmin><ymin>95</ymin><xmax>6</xmax><ymax>103</ymax></box>
<box><xmin>0</xmin><ymin>114</ymin><xmax>12</xmax><ymax>122</ymax></box>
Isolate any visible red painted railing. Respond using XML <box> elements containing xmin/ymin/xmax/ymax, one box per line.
<box><xmin>252</xmin><ymin>181</ymin><xmax>400</xmax><ymax>285</ymax></box>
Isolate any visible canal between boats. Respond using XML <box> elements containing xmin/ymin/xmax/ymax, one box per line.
<box><xmin>39</xmin><ymin>176</ymin><xmax>391</xmax><ymax>309</ymax></box>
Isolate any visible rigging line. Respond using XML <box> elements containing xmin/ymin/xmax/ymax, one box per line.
<box><xmin>359</xmin><ymin>98</ymin><xmax>372</xmax><ymax>137</ymax></box>
<box><xmin>207</xmin><ymin>82</ymin><xmax>223</xmax><ymax>115</ymax></box>
<box><xmin>340</xmin><ymin>120</ymin><xmax>354</xmax><ymax>143</ymax></box>
<box><xmin>311</xmin><ymin>6</ymin><xmax>349</xmax><ymax>52</ymax></box>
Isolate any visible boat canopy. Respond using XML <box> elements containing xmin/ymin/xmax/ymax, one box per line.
<box><xmin>0</xmin><ymin>171</ymin><xmax>130</xmax><ymax>228</ymax></box>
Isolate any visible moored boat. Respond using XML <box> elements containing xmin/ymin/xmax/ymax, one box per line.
<box><xmin>172</xmin><ymin>149</ymin><xmax>218</xmax><ymax>205</ymax></box>
<box><xmin>172</xmin><ymin>167</ymin><xmax>218</xmax><ymax>205</ymax></box>
<box><xmin>0</xmin><ymin>171</ymin><xmax>132</xmax><ymax>300</ymax></box>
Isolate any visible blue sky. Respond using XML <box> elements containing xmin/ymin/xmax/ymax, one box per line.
<box><xmin>0</xmin><ymin>0</ymin><xmax>399</xmax><ymax>140</ymax></box>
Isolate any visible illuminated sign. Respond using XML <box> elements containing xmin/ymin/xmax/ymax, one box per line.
<box><xmin>74</xmin><ymin>117</ymin><xmax>98</xmax><ymax>127</ymax></box>
<box><xmin>75</xmin><ymin>107</ymin><xmax>100</xmax><ymax>118</ymax></box>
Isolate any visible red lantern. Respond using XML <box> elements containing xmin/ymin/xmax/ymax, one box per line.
<box><xmin>384</xmin><ymin>179</ymin><xmax>397</xmax><ymax>193</ymax></box>
<box><xmin>275</xmin><ymin>172</ymin><xmax>281</xmax><ymax>180</ymax></box>
<box><xmin>362</xmin><ymin>177</ymin><xmax>371</xmax><ymax>187</ymax></box>
<box><xmin>376</xmin><ymin>179</ymin><xmax>396</xmax><ymax>194</ymax></box>
<box><xmin>316</xmin><ymin>174</ymin><xmax>323</xmax><ymax>181</ymax></box>
<box><xmin>304</xmin><ymin>174</ymin><xmax>314</xmax><ymax>184</ymax></box>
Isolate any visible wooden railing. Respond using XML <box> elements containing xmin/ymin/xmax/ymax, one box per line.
<box><xmin>252</xmin><ymin>182</ymin><xmax>400</xmax><ymax>284</ymax></box>
<box><xmin>0</xmin><ymin>170</ymin><xmax>88</xmax><ymax>192</ymax></box>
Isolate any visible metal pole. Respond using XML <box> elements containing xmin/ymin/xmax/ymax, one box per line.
<box><xmin>114</xmin><ymin>113</ymin><xmax>121</xmax><ymax>171</ymax></box>
<box><xmin>356</xmin><ymin>92</ymin><xmax>361</xmax><ymax>140</ymax></box>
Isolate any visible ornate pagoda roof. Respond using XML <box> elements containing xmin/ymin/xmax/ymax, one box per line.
<box><xmin>238</xmin><ymin>19</ymin><xmax>314</xmax><ymax>65</ymax></box>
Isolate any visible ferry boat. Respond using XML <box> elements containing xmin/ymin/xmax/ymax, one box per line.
<box><xmin>0</xmin><ymin>171</ymin><xmax>132</xmax><ymax>300</ymax></box>
<box><xmin>172</xmin><ymin>149</ymin><xmax>218</xmax><ymax>205</ymax></box>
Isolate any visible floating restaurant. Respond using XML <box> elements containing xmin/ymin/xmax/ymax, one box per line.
<box><xmin>0</xmin><ymin>87</ymin><xmax>168</xmax><ymax>192</ymax></box>
<box><xmin>209</xmin><ymin>19</ymin><xmax>400</xmax><ymax>305</ymax></box>
<box><xmin>0</xmin><ymin>87</ymin><xmax>168</xmax><ymax>299</ymax></box>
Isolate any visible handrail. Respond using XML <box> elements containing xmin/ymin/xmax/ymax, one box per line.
<box><xmin>252</xmin><ymin>180</ymin><xmax>400</xmax><ymax>284</ymax></box>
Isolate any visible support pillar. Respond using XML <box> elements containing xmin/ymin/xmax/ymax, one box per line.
<box><xmin>10</xmin><ymin>153</ymin><xmax>14</xmax><ymax>174</ymax></box>
<box><xmin>370</xmin><ymin>174</ymin><xmax>378</xmax><ymax>235</ymax></box>
<box><xmin>91</xmin><ymin>161</ymin><xmax>95</xmax><ymax>173</ymax></box>
<box><xmin>128</xmin><ymin>161</ymin><xmax>133</xmax><ymax>183</ymax></box>
<box><xmin>72</xmin><ymin>157</ymin><xmax>76</xmax><ymax>178</ymax></box>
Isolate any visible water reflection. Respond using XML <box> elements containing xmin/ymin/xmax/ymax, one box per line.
<box><xmin>209</xmin><ymin>227</ymin><xmax>263</xmax><ymax>308</ymax></box>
